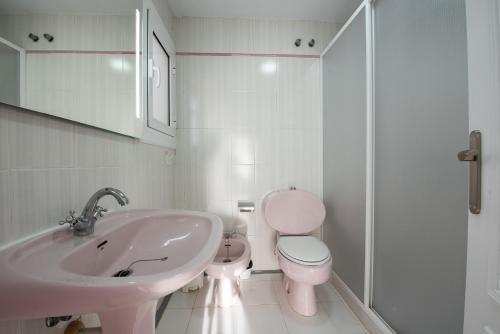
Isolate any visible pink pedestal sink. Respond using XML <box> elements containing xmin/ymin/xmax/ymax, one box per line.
<box><xmin>0</xmin><ymin>209</ymin><xmax>223</xmax><ymax>334</ymax></box>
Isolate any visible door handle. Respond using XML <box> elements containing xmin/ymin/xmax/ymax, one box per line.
<box><xmin>457</xmin><ymin>130</ymin><xmax>481</xmax><ymax>214</ymax></box>
<box><xmin>457</xmin><ymin>149</ymin><xmax>478</xmax><ymax>161</ymax></box>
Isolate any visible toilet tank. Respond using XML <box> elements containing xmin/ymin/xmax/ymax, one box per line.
<box><xmin>262</xmin><ymin>190</ymin><xmax>326</xmax><ymax>234</ymax></box>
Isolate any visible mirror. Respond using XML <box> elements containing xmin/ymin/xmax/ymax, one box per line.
<box><xmin>0</xmin><ymin>0</ymin><xmax>143</xmax><ymax>137</ymax></box>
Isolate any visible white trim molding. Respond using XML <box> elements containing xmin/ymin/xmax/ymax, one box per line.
<box><xmin>363</xmin><ymin>0</ymin><xmax>375</xmax><ymax>308</ymax></box>
<box><xmin>321</xmin><ymin>0</ymin><xmax>376</xmax><ymax>309</ymax></box>
<box><xmin>331</xmin><ymin>271</ymin><xmax>395</xmax><ymax>334</ymax></box>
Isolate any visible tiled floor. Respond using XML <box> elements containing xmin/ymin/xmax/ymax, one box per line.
<box><xmin>156</xmin><ymin>273</ymin><xmax>368</xmax><ymax>334</ymax></box>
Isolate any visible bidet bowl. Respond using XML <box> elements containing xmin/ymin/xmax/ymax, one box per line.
<box><xmin>205</xmin><ymin>235</ymin><xmax>251</xmax><ymax>279</ymax></box>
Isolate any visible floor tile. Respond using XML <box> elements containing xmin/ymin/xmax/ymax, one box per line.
<box><xmin>186</xmin><ymin>305</ymin><xmax>287</xmax><ymax>334</ymax></box>
<box><xmin>273</xmin><ymin>280</ymin><xmax>341</xmax><ymax>305</ymax></box>
<box><xmin>186</xmin><ymin>305</ymin><xmax>236</xmax><ymax>334</ymax></box>
<box><xmin>161</xmin><ymin>273</ymin><xmax>367</xmax><ymax>334</ymax></box>
<box><xmin>315</xmin><ymin>282</ymin><xmax>343</xmax><ymax>302</ymax></box>
<box><xmin>320</xmin><ymin>300</ymin><xmax>368</xmax><ymax>334</ymax></box>
<box><xmin>156</xmin><ymin>308</ymin><xmax>192</xmax><ymax>334</ymax></box>
<box><xmin>195</xmin><ymin>276</ymin><xmax>280</xmax><ymax>308</ymax></box>
<box><xmin>194</xmin><ymin>278</ymin><xmax>218</xmax><ymax>308</ymax></box>
<box><xmin>239</xmin><ymin>279</ymin><xmax>280</xmax><ymax>305</ymax></box>
<box><xmin>234</xmin><ymin>305</ymin><xmax>288</xmax><ymax>334</ymax></box>
<box><xmin>272</xmin><ymin>279</ymin><xmax>287</xmax><ymax>304</ymax></box>
<box><xmin>280</xmin><ymin>300</ymin><xmax>341</xmax><ymax>334</ymax></box>
<box><xmin>168</xmin><ymin>290</ymin><xmax>199</xmax><ymax>309</ymax></box>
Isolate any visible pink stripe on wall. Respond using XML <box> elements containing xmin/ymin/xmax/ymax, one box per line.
<box><xmin>27</xmin><ymin>50</ymin><xmax>136</xmax><ymax>55</ymax></box>
<box><xmin>26</xmin><ymin>50</ymin><xmax>319</xmax><ymax>58</ymax></box>
<box><xmin>176</xmin><ymin>51</ymin><xmax>320</xmax><ymax>59</ymax></box>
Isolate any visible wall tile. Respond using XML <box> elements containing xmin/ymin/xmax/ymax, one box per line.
<box><xmin>206</xmin><ymin>201</ymin><xmax>234</xmax><ymax>230</ymax></box>
<box><xmin>246</xmin><ymin>235</ymin><xmax>257</xmax><ymax>267</ymax></box>
<box><xmin>175</xmin><ymin>17</ymin><xmax>334</xmax><ymax>270</ymax></box>
<box><xmin>230</xmin><ymin>18</ymin><xmax>255</xmax><ymax>53</ymax></box>
<box><xmin>0</xmin><ymin>171</ymin><xmax>11</xmax><ymax>245</ymax></box>
<box><xmin>9</xmin><ymin>169</ymin><xmax>77</xmax><ymax>243</ymax></box>
<box><xmin>231</xmin><ymin>129</ymin><xmax>255</xmax><ymax>165</ymax></box>
<box><xmin>0</xmin><ymin>108</ymin><xmax>10</xmax><ymax>170</ymax></box>
<box><xmin>0</xmin><ymin>320</ymin><xmax>19</xmax><ymax>334</ymax></box>
<box><xmin>231</xmin><ymin>165</ymin><xmax>255</xmax><ymax>201</ymax></box>
<box><xmin>234</xmin><ymin>208</ymin><xmax>256</xmax><ymax>237</ymax></box>
<box><xmin>8</xmin><ymin>110</ymin><xmax>75</xmax><ymax>169</ymax></box>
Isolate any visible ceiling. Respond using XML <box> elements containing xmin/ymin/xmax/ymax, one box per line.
<box><xmin>166</xmin><ymin>0</ymin><xmax>362</xmax><ymax>23</ymax></box>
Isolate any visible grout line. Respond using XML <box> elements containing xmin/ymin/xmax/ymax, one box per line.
<box><xmin>184</xmin><ymin>306</ymin><xmax>195</xmax><ymax>334</ymax></box>
<box><xmin>277</xmin><ymin>303</ymin><xmax>291</xmax><ymax>334</ymax></box>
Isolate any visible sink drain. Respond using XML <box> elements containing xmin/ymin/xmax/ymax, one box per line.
<box><xmin>112</xmin><ymin>269</ymin><xmax>133</xmax><ymax>277</ymax></box>
<box><xmin>111</xmin><ymin>256</ymin><xmax>168</xmax><ymax>278</ymax></box>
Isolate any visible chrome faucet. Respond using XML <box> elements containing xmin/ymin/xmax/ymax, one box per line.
<box><xmin>60</xmin><ymin>187</ymin><xmax>129</xmax><ymax>236</ymax></box>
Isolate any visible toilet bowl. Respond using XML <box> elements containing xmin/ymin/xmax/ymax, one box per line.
<box><xmin>205</xmin><ymin>234</ymin><xmax>251</xmax><ymax>307</ymax></box>
<box><xmin>263</xmin><ymin>189</ymin><xmax>332</xmax><ymax>316</ymax></box>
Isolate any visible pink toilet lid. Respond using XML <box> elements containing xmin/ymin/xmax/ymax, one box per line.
<box><xmin>262</xmin><ymin>190</ymin><xmax>326</xmax><ymax>234</ymax></box>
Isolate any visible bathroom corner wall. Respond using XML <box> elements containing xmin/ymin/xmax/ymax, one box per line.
<box><xmin>0</xmin><ymin>102</ymin><xmax>175</xmax><ymax>333</ymax></box>
<box><xmin>174</xmin><ymin>17</ymin><xmax>339</xmax><ymax>270</ymax></box>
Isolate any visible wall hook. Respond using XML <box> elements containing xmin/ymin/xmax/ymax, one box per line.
<box><xmin>308</xmin><ymin>39</ymin><xmax>315</xmax><ymax>47</ymax></box>
<box><xmin>43</xmin><ymin>33</ymin><xmax>54</xmax><ymax>42</ymax></box>
<box><xmin>294</xmin><ymin>38</ymin><xmax>301</xmax><ymax>47</ymax></box>
<box><xmin>28</xmin><ymin>33</ymin><xmax>39</xmax><ymax>42</ymax></box>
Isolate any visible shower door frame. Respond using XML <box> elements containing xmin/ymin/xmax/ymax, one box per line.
<box><xmin>321</xmin><ymin>0</ymin><xmax>389</xmax><ymax>331</ymax></box>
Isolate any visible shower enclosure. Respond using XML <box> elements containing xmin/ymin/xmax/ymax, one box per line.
<box><xmin>322</xmin><ymin>1</ymin><xmax>469</xmax><ymax>333</ymax></box>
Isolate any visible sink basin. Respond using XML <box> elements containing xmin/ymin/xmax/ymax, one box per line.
<box><xmin>0</xmin><ymin>209</ymin><xmax>223</xmax><ymax>333</ymax></box>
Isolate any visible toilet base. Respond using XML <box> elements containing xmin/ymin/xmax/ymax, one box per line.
<box><xmin>284</xmin><ymin>276</ymin><xmax>317</xmax><ymax>316</ymax></box>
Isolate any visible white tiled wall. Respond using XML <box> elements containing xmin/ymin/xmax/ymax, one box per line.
<box><xmin>174</xmin><ymin>17</ymin><xmax>338</xmax><ymax>270</ymax></box>
<box><xmin>174</xmin><ymin>17</ymin><xmax>340</xmax><ymax>55</ymax></box>
<box><xmin>0</xmin><ymin>102</ymin><xmax>175</xmax><ymax>333</ymax></box>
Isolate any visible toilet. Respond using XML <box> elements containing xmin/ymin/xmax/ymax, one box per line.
<box><xmin>262</xmin><ymin>189</ymin><xmax>332</xmax><ymax>316</ymax></box>
<box><xmin>205</xmin><ymin>234</ymin><xmax>251</xmax><ymax>307</ymax></box>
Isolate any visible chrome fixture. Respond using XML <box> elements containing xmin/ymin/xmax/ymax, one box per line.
<box><xmin>238</xmin><ymin>200</ymin><xmax>255</xmax><ymax>213</ymax></box>
<box><xmin>294</xmin><ymin>38</ymin><xmax>301</xmax><ymax>47</ymax></box>
<box><xmin>59</xmin><ymin>187</ymin><xmax>129</xmax><ymax>236</ymax></box>
<box><xmin>43</xmin><ymin>33</ymin><xmax>54</xmax><ymax>42</ymax></box>
<box><xmin>457</xmin><ymin>130</ymin><xmax>481</xmax><ymax>214</ymax></box>
<box><xmin>308</xmin><ymin>39</ymin><xmax>315</xmax><ymax>47</ymax></box>
<box><xmin>28</xmin><ymin>33</ymin><xmax>39</xmax><ymax>42</ymax></box>
<box><xmin>45</xmin><ymin>315</ymin><xmax>71</xmax><ymax>328</ymax></box>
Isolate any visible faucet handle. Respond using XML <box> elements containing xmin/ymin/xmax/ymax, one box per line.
<box><xmin>59</xmin><ymin>210</ymin><xmax>77</xmax><ymax>226</ymax></box>
<box><xmin>94</xmin><ymin>206</ymin><xmax>108</xmax><ymax>218</ymax></box>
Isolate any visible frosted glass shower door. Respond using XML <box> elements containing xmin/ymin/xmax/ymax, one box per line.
<box><xmin>372</xmin><ymin>0</ymin><xmax>469</xmax><ymax>333</ymax></box>
<box><xmin>322</xmin><ymin>9</ymin><xmax>366</xmax><ymax>302</ymax></box>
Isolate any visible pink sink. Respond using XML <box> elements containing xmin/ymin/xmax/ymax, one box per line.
<box><xmin>0</xmin><ymin>209</ymin><xmax>223</xmax><ymax>334</ymax></box>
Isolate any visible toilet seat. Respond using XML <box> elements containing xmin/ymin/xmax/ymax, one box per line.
<box><xmin>277</xmin><ymin>236</ymin><xmax>331</xmax><ymax>266</ymax></box>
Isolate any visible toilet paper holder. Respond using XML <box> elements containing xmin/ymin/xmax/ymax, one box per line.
<box><xmin>238</xmin><ymin>201</ymin><xmax>255</xmax><ymax>213</ymax></box>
